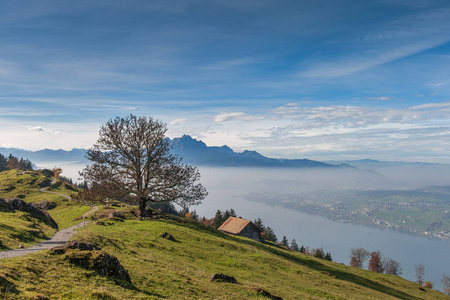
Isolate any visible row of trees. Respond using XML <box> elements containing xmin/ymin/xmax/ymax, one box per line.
<box><xmin>211</xmin><ymin>209</ymin><xmax>237</xmax><ymax>229</ymax></box>
<box><xmin>271</xmin><ymin>234</ymin><xmax>332</xmax><ymax>261</ymax></box>
<box><xmin>0</xmin><ymin>154</ymin><xmax>33</xmax><ymax>172</ymax></box>
<box><xmin>298</xmin><ymin>245</ymin><xmax>332</xmax><ymax>261</ymax></box>
<box><xmin>415</xmin><ymin>265</ymin><xmax>450</xmax><ymax>293</ymax></box>
<box><xmin>347</xmin><ymin>247</ymin><xmax>450</xmax><ymax>293</ymax></box>
<box><xmin>350</xmin><ymin>248</ymin><xmax>402</xmax><ymax>275</ymax></box>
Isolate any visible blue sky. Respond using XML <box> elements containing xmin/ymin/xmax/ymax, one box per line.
<box><xmin>1</xmin><ymin>0</ymin><xmax>450</xmax><ymax>162</ymax></box>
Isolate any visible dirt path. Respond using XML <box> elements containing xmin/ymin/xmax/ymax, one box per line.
<box><xmin>0</xmin><ymin>181</ymin><xmax>98</xmax><ymax>260</ymax></box>
<box><xmin>0</xmin><ymin>221</ymin><xmax>90</xmax><ymax>259</ymax></box>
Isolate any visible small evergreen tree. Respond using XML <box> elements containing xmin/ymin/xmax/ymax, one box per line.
<box><xmin>18</xmin><ymin>158</ymin><xmax>33</xmax><ymax>170</ymax></box>
<box><xmin>0</xmin><ymin>154</ymin><xmax>8</xmax><ymax>172</ymax></box>
<box><xmin>290</xmin><ymin>239</ymin><xmax>299</xmax><ymax>251</ymax></box>
<box><xmin>262</xmin><ymin>226</ymin><xmax>277</xmax><ymax>242</ymax></box>
<box><xmin>223</xmin><ymin>209</ymin><xmax>231</xmax><ymax>221</ymax></box>
<box><xmin>324</xmin><ymin>252</ymin><xmax>332</xmax><ymax>261</ymax></box>
<box><xmin>179</xmin><ymin>206</ymin><xmax>189</xmax><ymax>217</ymax></box>
<box><xmin>312</xmin><ymin>248</ymin><xmax>325</xmax><ymax>259</ymax></box>
<box><xmin>229</xmin><ymin>208</ymin><xmax>236</xmax><ymax>217</ymax></box>
<box><xmin>281</xmin><ymin>236</ymin><xmax>289</xmax><ymax>247</ymax></box>
<box><xmin>213</xmin><ymin>210</ymin><xmax>224</xmax><ymax>229</ymax></box>
<box><xmin>190</xmin><ymin>210</ymin><xmax>199</xmax><ymax>221</ymax></box>
<box><xmin>76</xmin><ymin>181</ymin><xmax>89</xmax><ymax>189</ymax></box>
<box><xmin>299</xmin><ymin>245</ymin><xmax>306</xmax><ymax>254</ymax></box>
<box><xmin>253</xmin><ymin>217</ymin><xmax>265</xmax><ymax>231</ymax></box>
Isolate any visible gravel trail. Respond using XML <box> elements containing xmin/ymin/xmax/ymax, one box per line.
<box><xmin>0</xmin><ymin>182</ymin><xmax>98</xmax><ymax>260</ymax></box>
<box><xmin>0</xmin><ymin>221</ymin><xmax>90</xmax><ymax>259</ymax></box>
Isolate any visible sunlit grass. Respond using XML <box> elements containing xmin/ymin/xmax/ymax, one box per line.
<box><xmin>2</xmin><ymin>218</ymin><xmax>445</xmax><ymax>299</ymax></box>
<box><xmin>0</xmin><ymin>169</ymin><xmax>92</xmax><ymax>249</ymax></box>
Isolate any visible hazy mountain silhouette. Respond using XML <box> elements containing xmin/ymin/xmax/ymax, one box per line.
<box><xmin>169</xmin><ymin>135</ymin><xmax>351</xmax><ymax>168</ymax></box>
<box><xmin>0</xmin><ymin>147</ymin><xmax>89</xmax><ymax>163</ymax></box>
<box><xmin>1</xmin><ymin>135</ymin><xmax>349</xmax><ymax>168</ymax></box>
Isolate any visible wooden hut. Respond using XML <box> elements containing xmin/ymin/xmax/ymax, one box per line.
<box><xmin>218</xmin><ymin>217</ymin><xmax>262</xmax><ymax>242</ymax></box>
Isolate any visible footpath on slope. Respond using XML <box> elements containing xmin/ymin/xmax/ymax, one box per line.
<box><xmin>0</xmin><ymin>180</ymin><xmax>98</xmax><ymax>260</ymax></box>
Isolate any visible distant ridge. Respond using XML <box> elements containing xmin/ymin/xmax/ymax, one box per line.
<box><xmin>0</xmin><ymin>147</ymin><xmax>89</xmax><ymax>163</ymax></box>
<box><xmin>325</xmin><ymin>159</ymin><xmax>447</xmax><ymax>168</ymax></box>
<box><xmin>169</xmin><ymin>135</ymin><xmax>350</xmax><ymax>168</ymax></box>
<box><xmin>1</xmin><ymin>135</ymin><xmax>349</xmax><ymax>169</ymax></box>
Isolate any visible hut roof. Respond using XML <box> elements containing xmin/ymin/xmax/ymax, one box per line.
<box><xmin>218</xmin><ymin>217</ymin><xmax>260</xmax><ymax>235</ymax></box>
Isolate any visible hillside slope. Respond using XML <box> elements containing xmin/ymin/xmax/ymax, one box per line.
<box><xmin>0</xmin><ymin>170</ymin><xmax>92</xmax><ymax>250</ymax></box>
<box><xmin>1</xmin><ymin>215</ymin><xmax>448</xmax><ymax>299</ymax></box>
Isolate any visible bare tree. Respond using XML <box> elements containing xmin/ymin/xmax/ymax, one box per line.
<box><xmin>79</xmin><ymin>115</ymin><xmax>208</xmax><ymax>217</ymax></box>
<box><xmin>383</xmin><ymin>257</ymin><xmax>402</xmax><ymax>275</ymax></box>
<box><xmin>415</xmin><ymin>264</ymin><xmax>425</xmax><ymax>286</ymax></box>
<box><xmin>441</xmin><ymin>273</ymin><xmax>450</xmax><ymax>295</ymax></box>
<box><xmin>349</xmin><ymin>248</ymin><xmax>370</xmax><ymax>268</ymax></box>
<box><xmin>368</xmin><ymin>251</ymin><xmax>384</xmax><ymax>273</ymax></box>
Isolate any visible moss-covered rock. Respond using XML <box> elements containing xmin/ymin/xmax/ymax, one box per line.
<box><xmin>50</xmin><ymin>241</ymin><xmax>131</xmax><ymax>283</ymax></box>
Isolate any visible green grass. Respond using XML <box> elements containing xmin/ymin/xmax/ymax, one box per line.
<box><xmin>0</xmin><ymin>211</ymin><xmax>57</xmax><ymax>250</ymax></box>
<box><xmin>1</xmin><ymin>217</ymin><xmax>448</xmax><ymax>299</ymax></box>
<box><xmin>0</xmin><ymin>169</ymin><xmax>92</xmax><ymax>250</ymax></box>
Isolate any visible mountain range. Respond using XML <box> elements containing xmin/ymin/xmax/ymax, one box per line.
<box><xmin>170</xmin><ymin>135</ymin><xmax>351</xmax><ymax>168</ymax></box>
<box><xmin>1</xmin><ymin>135</ymin><xmax>350</xmax><ymax>169</ymax></box>
<box><xmin>4</xmin><ymin>135</ymin><xmax>442</xmax><ymax>169</ymax></box>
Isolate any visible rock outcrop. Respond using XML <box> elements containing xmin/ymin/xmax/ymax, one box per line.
<box><xmin>0</xmin><ymin>198</ymin><xmax>58</xmax><ymax>229</ymax></box>
<box><xmin>51</xmin><ymin>241</ymin><xmax>131</xmax><ymax>283</ymax></box>
<box><xmin>209</xmin><ymin>273</ymin><xmax>238</xmax><ymax>284</ymax></box>
<box><xmin>160</xmin><ymin>232</ymin><xmax>176</xmax><ymax>241</ymax></box>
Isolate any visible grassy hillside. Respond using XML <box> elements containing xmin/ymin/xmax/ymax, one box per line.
<box><xmin>1</xmin><ymin>215</ymin><xmax>448</xmax><ymax>299</ymax></box>
<box><xmin>0</xmin><ymin>169</ymin><xmax>91</xmax><ymax>250</ymax></box>
<box><xmin>0</xmin><ymin>169</ymin><xmax>448</xmax><ymax>299</ymax></box>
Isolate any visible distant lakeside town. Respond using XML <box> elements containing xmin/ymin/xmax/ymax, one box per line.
<box><xmin>245</xmin><ymin>187</ymin><xmax>450</xmax><ymax>241</ymax></box>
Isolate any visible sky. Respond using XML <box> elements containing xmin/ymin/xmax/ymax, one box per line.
<box><xmin>1</xmin><ymin>0</ymin><xmax>450</xmax><ymax>162</ymax></box>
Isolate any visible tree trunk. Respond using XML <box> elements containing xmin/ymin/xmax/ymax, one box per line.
<box><xmin>139</xmin><ymin>198</ymin><xmax>148</xmax><ymax>219</ymax></box>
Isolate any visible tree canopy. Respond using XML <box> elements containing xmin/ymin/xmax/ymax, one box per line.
<box><xmin>79</xmin><ymin>115</ymin><xmax>208</xmax><ymax>217</ymax></box>
<box><xmin>0</xmin><ymin>154</ymin><xmax>33</xmax><ymax>172</ymax></box>
<box><xmin>349</xmin><ymin>248</ymin><xmax>370</xmax><ymax>268</ymax></box>
<box><xmin>368</xmin><ymin>251</ymin><xmax>384</xmax><ymax>273</ymax></box>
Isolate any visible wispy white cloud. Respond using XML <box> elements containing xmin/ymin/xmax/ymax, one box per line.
<box><xmin>28</xmin><ymin>126</ymin><xmax>62</xmax><ymax>135</ymax></box>
<box><xmin>169</xmin><ymin>118</ymin><xmax>188</xmax><ymax>125</ymax></box>
<box><xmin>214</xmin><ymin>112</ymin><xmax>264</xmax><ymax>123</ymax></box>
<box><xmin>28</xmin><ymin>126</ymin><xmax>45</xmax><ymax>132</ymax></box>
<box><xmin>366</xmin><ymin>96</ymin><xmax>391</xmax><ymax>101</ymax></box>
<box><xmin>412</xmin><ymin>101</ymin><xmax>450</xmax><ymax>110</ymax></box>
